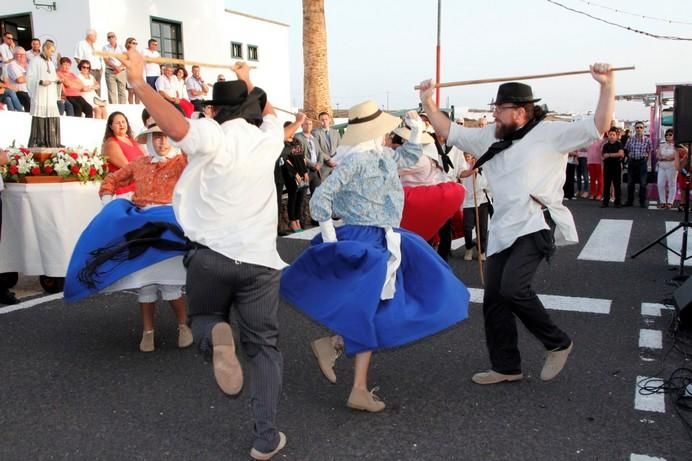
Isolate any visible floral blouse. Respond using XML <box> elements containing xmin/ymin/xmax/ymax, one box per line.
<box><xmin>310</xmin><ymin>142</ymin><xmax>422</xmax><ymax>227</ymax></box>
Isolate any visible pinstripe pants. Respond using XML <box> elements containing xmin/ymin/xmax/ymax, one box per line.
<box><xmin>184</xmin><ymin>247</ymin><xmax>283</xmax><ymax>453</ymax></box>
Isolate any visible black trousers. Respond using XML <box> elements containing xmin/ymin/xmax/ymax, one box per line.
<box><xmin>563</xmin><ymin>163</ymin><xmax>576</xmax><ymax>199</ymax></box>
<box><xmin>602</xmin><ymin>162</ymin><xmax>622</xmax><ymax>206</ymax></box>
<box><xmin>483</xmin><ymin>225</ymin><xmax>571</xmax><ymax>374</ymax></box>
<box><xmin>463</xmin><ymin>203</ymin><xmax>489</xmax><ymax>251</ymax></box>
<box><xmin>436</xmin><ymin>219</ymin><xmax>453</xmax><ymax>261</ymax></box>
<box><xmin>0</xmin><ymin>193</ymin><xmax>18</xmax><ymax>291</ymax></box>
<box><xmin>66</xmin><ymin>96</ymin><xmax>93</xmax><ymax>118</ymax></box>
<box><xmin>285</xmin><ymin>182</ymin><xmax>306</xmax><ymax>221</ymax></box>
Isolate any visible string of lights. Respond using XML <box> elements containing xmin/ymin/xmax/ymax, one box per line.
<box><xmin>574</xmin><ymin>0</ymin><xmax>692</xmax><ymax>26</ymax></box>
<box><xmin>546</xmin><ymin>0</ymin><xmax>692</xmax><ymax>40</ymax></box>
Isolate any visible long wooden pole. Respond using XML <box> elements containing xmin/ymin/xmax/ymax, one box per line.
<box><xmin>94</xmin><ymin>50</ymin><xmax>254</xmax><ymax>70</ymax></box>
<box><xmin>471</xmin><ymin>171</ymin><xmax>484</xmax><ymax>286</ymax></box>
<box><xmin>414</xmin><ymin>65</ymin><xmax>635</xmax><ymax>90</ymax></box>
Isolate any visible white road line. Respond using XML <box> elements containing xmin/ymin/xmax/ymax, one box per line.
<box><xmin>634</xmin><ymin>376</ymin><xmax>666</xmax><ymax>413</ymax></box>
<box><xmin>468</xmin><ymin>287</ymin><xmax>611</xmax><ymax>314</ymax></box>
<box><xmin>283</xmin><ymin>227</ymin><xmax>321</xmax><ymax>240</ymax></box>
<box><xmin>630</xmin><ymin>454</ymin><xmax>666</xmax><ymax>461</ymax></box>
<box><xmin>0</xmin><ymin>292</ymin><xmax>63</xmax><ymax>315</ymax></box>
<box><xmin>639</xmin><ymin>329</ymin><xmax>662</xmax><ymax>349</ymax></box>
<box><xmin>665</xmin><ymin>221</ymin><xmax>692</xmax><ymax>266</ymax></box>
<box><xmin>641</xmin><ymin>302</ymin><xmax>674</xmax><ymax>317</ymax></box>
<box><xmin>578</xmin><ymin>219</ymin><xmax>633</xmax><ymax>262</ymax></box>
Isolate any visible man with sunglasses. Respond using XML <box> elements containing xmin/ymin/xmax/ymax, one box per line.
<box><xmin>0</xmin><ymin>32</ymin><xmax>15</xmax><ymax>72</ymax></box>
<box><xmin>419</xmin><ymin>63</ymin><xmax>616</xmax><ymax>385</ymax></box>
<box><xmin>624</xmin><ymin>122</ymin><xmax>652</xmax><ymax>208</ymax></box>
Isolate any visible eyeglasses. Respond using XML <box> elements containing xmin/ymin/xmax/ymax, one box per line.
<box><xmin>635</xmin><ymin>126</ymin><xmax>644</xmax><ymax>130</ymax></box>
<box><xmin>666</xmin><ymin>133</ymin><xmax>674</xmax><ymax>136</ymax></box>
<box><xmin>493</xmin><ymin>104</ymin><xmax>520</xmax><ymax>113</ymax></box>
<box><xmin>80</xmin><ymin>66</ymin><xmax>91</xmax><ymax>70</ymax></box>
<box><xmin>131</xmin><ymin>41</ymin><xmax>138</xmax><ymax>45</ymax></box>
<box><xmin>107</xmin><ymin>35</ymin><xmax>115</xmax><ymax>38</ymax></box>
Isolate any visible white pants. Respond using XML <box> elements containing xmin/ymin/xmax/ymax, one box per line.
<box><xmin>657</xmin><ymin>162</ymin><xmax>677</xmax><ymax>205</ymax></box>
<box><xmin>137</xmin><ymin>284</ymin><xmax>183</xmax><ymax>303</ymax></box>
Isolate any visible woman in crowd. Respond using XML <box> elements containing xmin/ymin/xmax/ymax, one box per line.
<box><xmin>102</xmin><ymin>111</ymin><xmax>145</xmax><ymax>198</ymax></box>
<box><xmin>125</xmin><ymin>37</ymin><xmax>141</xmax><ymax>104</ymax></box>
<box><xmin>675</xmin><ymin>141</ymin><xmax>690</xmax><ymax>211</ymax></box>
<box><xmin>174</xmin><ymin>66</ymin><xmax>194</xmax><ymax>117</ymax></box>
<box><xmin>65</xmin><ymin>123</ymin><xmax>191</xmax><ymax>353</ymax></box>
<box><xmin>458</xmin><ymin>152</ymin><xmax>490</xmax><ymax>261</ymax></box>
<box><xmin>56</xmin><ymin>57</ymin><xmax>93</xmax><ymax>118</ymax></box>
<box><xmin>281</xmin><ymin>120</ymin><xmax>310</xmax><ymax>232</ymax></box>
<box><xmin>77</xmin><ymin>59</ymin><xmax>106</xmax><ymax>119</ymax></box>
<box><xmin>657</xmin><ymin>128</ymin><xmax>677</xmax><ymax>209</ymax></box>
<box><xmin>26</xmin><ymin>39</ymin><xmax>61</xmax><ymax>147</ymax></box>
<box><xmin>281</xmin><ymin>102</ymin><xmax>469</xmax><ymax>413</ymax></box>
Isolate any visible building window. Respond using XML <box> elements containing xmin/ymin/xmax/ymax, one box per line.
<box><xmin>150</xmin><ymin>17</ymin><xmax>183</xmax><ymax>59</ymax></box>
<box><xmin>247</xmin><ymin>45</ymin><xmax>258</xmax><ymax>61</ymax></box>
<box><xmin>231</xmin><ymin>42</ymin><xmax>243</xmax><ymax>59</ymax></box>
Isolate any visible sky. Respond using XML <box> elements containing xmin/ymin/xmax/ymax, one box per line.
<box><xmin>226</xmin><ymin>0</ymin><xmax>692</xmax><ymax>121</ymax></box>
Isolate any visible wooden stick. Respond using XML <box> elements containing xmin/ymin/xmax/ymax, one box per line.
<box><xmin>414</xmin><ymin>66</ymin><xmax>635</xmax><ymax>90</ymax></box>
<box><xmin>94</xmin><ymin>50</ymin><xmax>255</xmax><ymax>70</ymax></box>
<box><xmin>471</xmin><ymin>171</ymin><xmax>484</xmax><ymax>287</ymax></box>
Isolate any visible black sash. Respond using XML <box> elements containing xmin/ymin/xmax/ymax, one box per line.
<box><xmin>474</xmin><ymin>115</ymin><xmax>546</xmax><ymax>171</ymax></box>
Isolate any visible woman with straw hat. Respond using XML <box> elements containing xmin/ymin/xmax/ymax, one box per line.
<box><xmin>281</xmin><ymin>101</ymin><xmax>469</xmax><ymax>412</ymax></box>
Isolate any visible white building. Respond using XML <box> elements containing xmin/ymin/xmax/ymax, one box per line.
<box><xmin>0</xmin><ymin>1</ymin><xmax>293</xmax><ymax>147</ymax></box>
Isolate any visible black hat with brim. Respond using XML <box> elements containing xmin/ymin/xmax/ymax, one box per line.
<box><xmin>494</xmin><ymin>82</ymin><xmax>541</xmax><ymax>105</ymax></box>
<box><xmin>203</xmin><ymin>80</ymin><xmax>267</xmax><ymax>125</ymax></box>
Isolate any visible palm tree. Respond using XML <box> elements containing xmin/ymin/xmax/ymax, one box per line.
<box><xmin>302</xmin><ymin>0</ymin><xmax>331</xmax><ymax>120</ymax></box>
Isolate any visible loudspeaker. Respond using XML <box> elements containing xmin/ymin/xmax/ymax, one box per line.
<box><xmin>673</xmin><ymin>277</ymin><xmax>692</xmax><ymax>331</ymax></box>
<box><xmin>673</xmin><ymin>85</ymin><xmax>692</xmax><ymax>144</ymax></box>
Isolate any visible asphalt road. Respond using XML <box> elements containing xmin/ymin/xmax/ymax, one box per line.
<box><xmin>2</xmin><ymin>198</ymin><xmax>691</xmax><ymax>460</ymax></box>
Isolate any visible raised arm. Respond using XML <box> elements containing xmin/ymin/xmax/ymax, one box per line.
<box><xmin>419</xmin><ymin>80</ymin><xmax>451</xmax><ymax>139</ymax></box>
<box><xmin>590</xmin><ymin>63</ymin><xmax>615</xmax><ymax>135</ymax></box>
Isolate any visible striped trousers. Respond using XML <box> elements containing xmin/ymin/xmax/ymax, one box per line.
<box><xmin>184</xmin><ymin>247</ymin><xmax>283</xmax><ymax>454</ymax></box>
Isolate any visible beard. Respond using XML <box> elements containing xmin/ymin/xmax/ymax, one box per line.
<box><xmin>494</xmin><ymin>120</ymin><xmax>520</xmax><ymax>139</ymax></box>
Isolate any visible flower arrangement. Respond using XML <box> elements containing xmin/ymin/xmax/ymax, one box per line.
<box><xmin>1</xmin><ymin>147</ymin><xmax>106</xmax><ymax>183</ymax></box>
<box><xmin>0</xmin><ymin>147</ymin><xmax>40</xmax><ymax>182</ymax></box>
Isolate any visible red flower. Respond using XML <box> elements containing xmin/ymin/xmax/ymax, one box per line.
<box><xmin>8</xmin><ymin>165</ymin><xmax>18</xmax><ymax>174</ymax></box>
<box><xmin>70</xmin><ymin>165</ymin><xmax>80</xmax><ymax>174</ymax></box>
<box><xmin>31</xmin><ymin>167</ymin><xmax>40</xmax><ymax>175</ymax></box>
<box><xmin>13</xmin><ymin>155</ymin><xmax>20</xmax><ymax>161</ymax></box>
<box><xmin>88</xmin><ymin>167</ymin><xmax>97</xmax><ymax>176</ymax></box>
<box><xmin>44</xmin><ymin>165</ymin><xmax>54</xmax><ymax>174</ymax></box>
<box><xmin>19</xmin><ymin>147</ymin><xmax>30</xmax><ymax>154</ymax></box>
<box><xmin>69</xmin><ymin>153</ymin><xmax>78</xmax><ymax>160</ymax></box>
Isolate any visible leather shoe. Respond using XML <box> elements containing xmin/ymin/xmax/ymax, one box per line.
<box><xmin>347</xmin><ymin>387</ymin><xmax>386</xmax><ymax>412</ymax></box>
<box><xmin>311</xmin><ymin>336</ymin><xmax>340</xmax><ymax>383</ymax></box>
<box><xmin>0</xmin><ymin>289</ymin><xmax>19</xmax><ymax>305</ymax></box>
<box><xmin>472</xmin><ymin>370</ymin><xmax>523</xmax><ymax>385</ymax></box>
<box><xmin>212</xmin><ymin>323</ymin><xmax>244</xmax><ymax>395</ymax></box>
<box><xmin>250</xmin><ymin>432</ymin><xmax>287</xmax><ymax>460</ymax></box>
<box><xmin>541</xmin><ymin>341</ymin><xmax>573</xmax><ymax>381</ymax></box>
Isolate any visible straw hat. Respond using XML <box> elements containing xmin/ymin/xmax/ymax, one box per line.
<box><xmin>135</xmin><ymin>123</ymin><xmax>163</xmax><ymax>144</ymax></box>
<box><xmin>341</xmin><ymin>100</ymin><xmax>401</xmax><ymax>146</ymax></box>
<box><xmin>392</xmin><ymin>127</ymin><xmax>435</xmax><ymax>145</ymax></box>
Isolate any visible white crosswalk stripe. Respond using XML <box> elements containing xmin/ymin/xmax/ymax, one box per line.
<box><xmin>665</xmin><ymin>221</ymin><xmax>692</xmax><ymax>266</ymax></box>
<box><xmin>578</xmin><ymin>219</ymin><xmax>633</xmax><ymax>262</ymax></box>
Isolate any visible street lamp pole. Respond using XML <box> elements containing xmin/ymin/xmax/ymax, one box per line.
<box><xmin>435</xmin><ymin>0</ymin><xmax>442</xmax><ymax>108</ymax></box>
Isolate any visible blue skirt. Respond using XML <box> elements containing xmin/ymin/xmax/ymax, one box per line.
<box><xmin>64</xmin><ymin>200</ymin><xmax>188</xmax><ymax>301</ymax></box>
<box><xmin>280</xmin><ymin>225</ymin><xmax>469</xmax><ymax>354</ymax></box>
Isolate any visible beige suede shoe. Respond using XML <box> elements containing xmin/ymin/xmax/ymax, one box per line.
<box><xmin>541</xmin><ymin>341</ymin><xmax>573</xmax><ymax>381</ymax></box>
<box><xmin>139</xmin><ymin>330</ymin><xmax>155</xmax><ymax>353</ymax></box>
<box><xmin>250</xmin><ymin>432</ymin><xmax>287</xmax><ymax>460</ymax></box>
<box><xmin>178</xmin><ymin>324</ymin><xmax>193</xmax><ymax>349</ymax></box>
<box><xmin>211</xmin><ymin>323</ymin><xmax>243</xmax><ymax>396</ymax></box>
<box><xmin>310</xmin><ymin>336</ymin><xmax>340</xmax><ymax>384</ymax></box>
<box><xmin>347</xmin><ymin>387</ymin><xmax>386</xmax><ymax>412</ymax></box>
<box><xmin>471</xmin><ymin>370</ymin><xmax>523</xmax><ymax>385</ymax></box>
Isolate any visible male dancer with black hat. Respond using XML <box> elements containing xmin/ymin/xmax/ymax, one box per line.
<box><xmin>120</xmin><ymin>50</ymin><xmax>286</xmax><ymax>460</ymax></box>
<box><xmin>419</xmin><ymin>63</ymin><xmax>615</xmax><ymax>385</ymax></box>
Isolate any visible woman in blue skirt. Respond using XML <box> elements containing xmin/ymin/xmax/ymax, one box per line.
<box><xmin>280</xmin><ymin>101</ymin><xmax>470</xmax><ymax>412</ymax></box>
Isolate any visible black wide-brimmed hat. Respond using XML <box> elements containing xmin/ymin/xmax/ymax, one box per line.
<box><xmin>494</xmin><ymin>82</ymin><xmax>541</xmax><ymax>105</ymax></box>
<box><xmin>203</xmin><ymin>80</ymin><xmax>267</xmax><ymax>125</ymax></box>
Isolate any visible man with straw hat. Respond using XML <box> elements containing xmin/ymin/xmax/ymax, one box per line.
<box><xmin>119</xmin><ymin>49</ymin><xmax>286</xmax><ymax>460</ymax></box>
<box><xmin>281</xmin><ymin>101</ymin><xmax>469</xmax><ymax>412</ymax></box>
<box><xmin>419</xmin><ymin>63</ymin><xmax>616</xmax><ymax>385</ymax></box>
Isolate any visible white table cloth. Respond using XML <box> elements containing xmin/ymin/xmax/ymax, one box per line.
<box><xmin>0</xmin><ymin>182</ymin><xmax>101</xmax><ymax>276</ymax></box>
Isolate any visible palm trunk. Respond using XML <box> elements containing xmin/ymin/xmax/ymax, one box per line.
<box><xmin>303</xmin><ymin>0</ymin><xmax>331</xmax><ymax>121</ymax></box>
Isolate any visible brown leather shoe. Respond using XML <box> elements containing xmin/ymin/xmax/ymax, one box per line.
<box><xmin>250</xmin><ymin>432</ymin><xmax>287</xmax><ymax>460</ymax></box>
<box><xmin>310</xmin><ymin>336</ymin><xmax>340</xmax><ymax>384</ymax></box>
<box><xmin>347</xmin><ymin>387</ymin><xmax>386</xmax><ymax>412</ymax></box>
<box><xmin>541</xmin><ymin>341</ymin><xmax>573</xmax><ymax>381</ymax></box>
<box><xmin>212</xmin><ymin>323</ymin><xmax>243</xmax><ymax>396</ymax></box>
<box><xmin>471</xmin><ymin>370</ymin><xmax>523</xmax><ymax>385</ymax></box>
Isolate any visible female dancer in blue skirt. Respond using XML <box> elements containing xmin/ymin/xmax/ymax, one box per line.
<box><xmin>280</xmin><ymin>101</ymin><xmax>470</xmax><ymax>412</ymax></box>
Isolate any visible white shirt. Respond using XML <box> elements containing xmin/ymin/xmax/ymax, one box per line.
<box><xmin>142</xmin><ymin>49</ymin><xmax>161</xmax><ymax>77</ymax></box>
<box><xmin>74</xmin><ymin>39</ymin><xmax>102</xmax><ymax>70</ymax></box>
<box><xmin>155</xmin><ymin>74</ymin><xmax>177</xmax><ymax>98</ymax></box>
<box><xmin>26</xmin><ymin>49</ymin><xmax>41</xmax><ymax>63</ymax></box>
<box><xmin>173</xmin><ymin>116</ymin><xmax>287</xmax><ymax>270</ymax></box>
<box><xmin>102</xmin><ymin>43</ymin><xmax>125</xmax><ymax>68</ymax></box>
<box><xmin>185</xmin><ymin>76</ymin><xmax>207</xmax><ymax>101</ymax></box>
<box><xmin>448</xmin><ymin>117</ymin><xmax>600</xmax><ymax>256</ymax></box>
<box><xmin>0</xmin><ymin>43</ymin><xmax>13</xmax><ymax>63</ymax></box>
<box><xmin>6</xmin><ymin>61</ymin><xmax>27</xmax><ymax>92</ymax></box>
<box><xmin>460</xmin><ymin>171</ymin><xmax>489</xmax><ymax>209</ymax></box>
